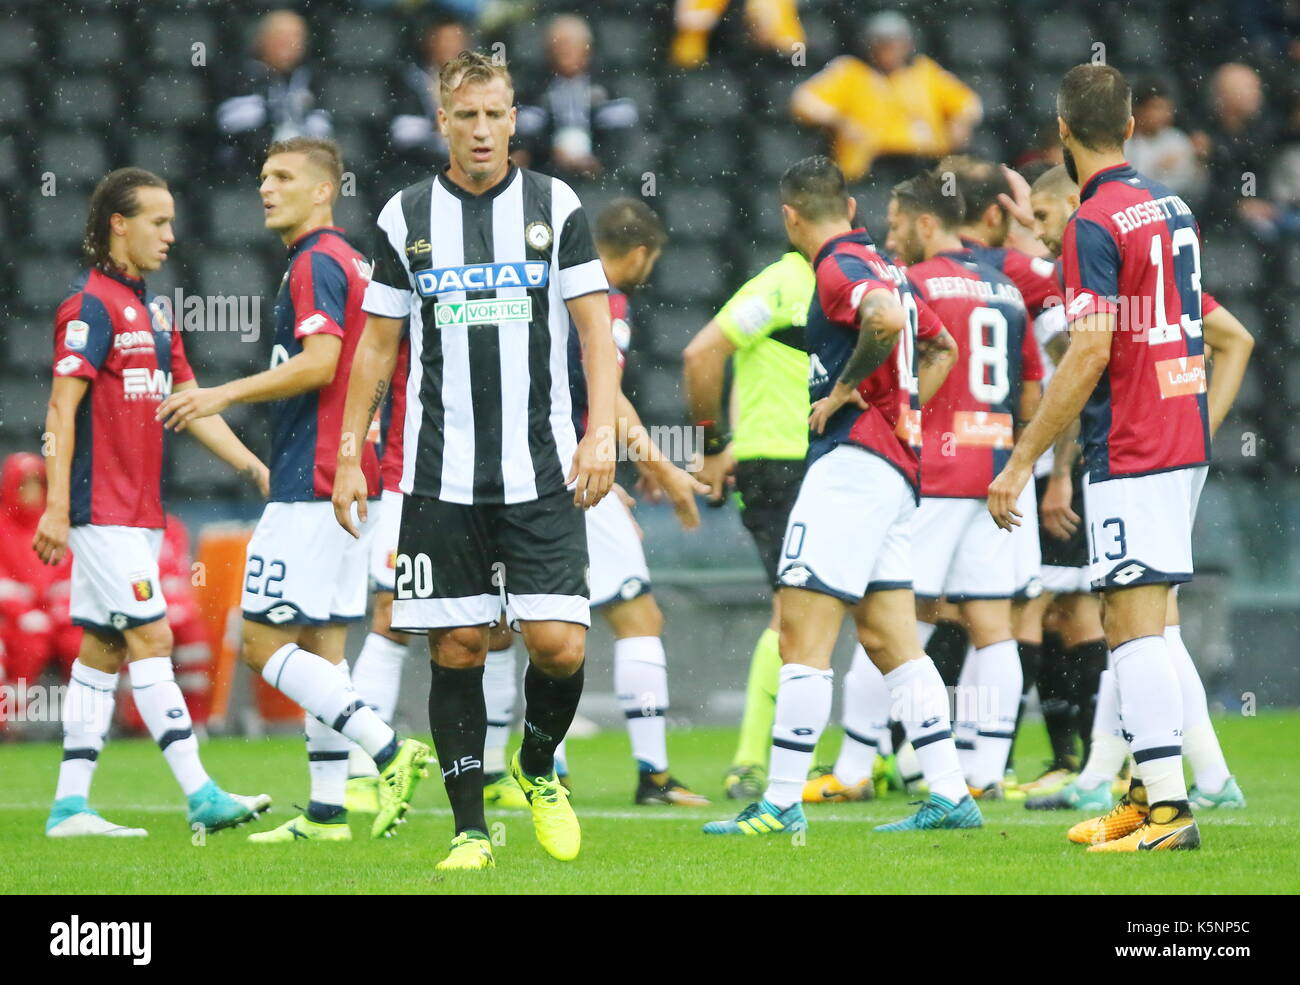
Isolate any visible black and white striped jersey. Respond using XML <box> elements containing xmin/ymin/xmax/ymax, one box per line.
<box><xmin>363</xmin><ymin>165</ymin><xmax>608</xmax><ymax>505</ymax></box>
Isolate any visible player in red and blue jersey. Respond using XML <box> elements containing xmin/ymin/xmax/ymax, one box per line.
<box><xmin>159</xmin><ymin>138</ymin><xmax>427</xmax><ymax>843</ymax></box>
<box><xmin>704</xmin><ymin>157</ymin><xmax>980</xmax><ymax>838</ymax></box>
<box><xmin>877</xmin><ymin>171</ymin><xmax>1039</xmax><ymax>797</ymax></box>
<box><xmin>35</xmin><ymin>168</ymin><xmax>270</xmax><ymax>838</ymax></box>
<box><xmin>988</xmin><ymin>65</ymin><xmax>1254</xmax><ymax>852</ymax></box>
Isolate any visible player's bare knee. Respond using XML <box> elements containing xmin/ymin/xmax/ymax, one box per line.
<box><xmin>430</xmin><ymin>626</ymin><xmax>489</xmax><ymax>668</ymax></box>
<box><xmin>487</xmin><ymin>621</ymin><xmax>515</xmax><ymax>651</ymax></box>
<box><xmin>523</xmin><ymin>624</ymin><xmax>585</xmax><ymax>676</ymax></box>
<box><xmin>124</xmin><ymin>618</ymin><xmax>173</xmax><ymax>662</ymax></box>
<box><xmin>605</xmin><ymin>593</ymin><xmax>662</xmax><ymax>639</ymax></box>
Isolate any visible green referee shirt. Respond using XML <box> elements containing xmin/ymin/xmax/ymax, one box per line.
<box><xmin>713</xmin><ymin>251</ymin><xmax>814</xmax><ymax>462</ymax></box>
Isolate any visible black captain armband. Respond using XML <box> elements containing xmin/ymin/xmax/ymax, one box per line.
<box><xmin>697</xmin><ymin>421</ymin><xmax>730</xmax><ymax>456</ymax></box>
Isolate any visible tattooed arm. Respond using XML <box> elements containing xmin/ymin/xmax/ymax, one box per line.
<box><xmin>809</xmin><ymin>288</ymin><xmax>905</xmax><ymax>434</ymax></box>
<box><xmin>333</xmin><ymin>314</ymin><xmax>404</xmax><ymax>537</ymax></box>
<box><xmin>916</xmin><ymin>327</ymin><xmax>958</xmax><ymax>406</ymax></box>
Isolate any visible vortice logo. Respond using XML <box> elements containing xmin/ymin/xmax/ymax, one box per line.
<box><xmin>50</xmin><ymin>915</ymin><xmax>151</xmax><ymax>965</ymax></box>
<box><xmin>415</xmin><ymin>262</ymin><xmax>549</xmax><ymax>297</ymax></box>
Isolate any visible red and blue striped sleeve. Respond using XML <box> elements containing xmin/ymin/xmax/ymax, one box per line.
<box><xmin>1061</xmin><ymin>216</ymin><xmax>1120</xmax><ymax>324</ymax></box>
<box><xmin>818</xmin><ymin>252</ymin><xmax>890</xmax><ymax>329</ymax></box>
<box><xmin>52</xmin><ymin>292</ymin><xmax>113</xmax><ymax>380</ymax></box>
<box><xmin>170</xmin><ymin>326</ymin><xmax>195</xmax><ymax>384</ymax></box>
<box><xmin>289</xmin><ymin>250</ymin><xmax>348</xmax><ymax>340</ymax></box>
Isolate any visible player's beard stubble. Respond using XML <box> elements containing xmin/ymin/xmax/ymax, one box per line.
<box><xmin>1063</xmin><ymin>147</ymin><xmax>1079</xmax><ymax>184</ymax></box>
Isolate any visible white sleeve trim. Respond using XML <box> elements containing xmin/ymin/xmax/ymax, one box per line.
<box><xmin>362</xmin><ymin>280</ymin><xmax>412</xmax><ymax>318</ymax></box>
<box><xmin>559</xmin><ymin>258</ymin><xmax>608</xmax><ymax>300</ymax></box>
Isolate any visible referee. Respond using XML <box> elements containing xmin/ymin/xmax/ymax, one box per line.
<box><xmin>335</xmin><ymin>51</ymin><xmax>619</xmax><ymax>872</ymax></box>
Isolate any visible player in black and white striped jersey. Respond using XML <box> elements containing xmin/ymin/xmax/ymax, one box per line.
<box><xmin>334</xmin><ymin>50</ymin><xmax>620</xmax><ymax>872</ymax></box>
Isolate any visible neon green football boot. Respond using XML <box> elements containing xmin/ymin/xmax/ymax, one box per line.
<box><xmin>509</xmin><ymin>751</ymin><xmax>581</xmax><ymax>861</ymax></box>
<box><xmin>248</xmin><ymin>814</ymin><xmax>351</xmax><ymax>843</ymax></box>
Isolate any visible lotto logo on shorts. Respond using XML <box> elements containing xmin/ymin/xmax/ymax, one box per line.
<box><xmin>131</xmin><ymin>579</ymin><xmax>153</xmax><ymax>602</ymax></box>
<box><xmin>1155</xmin><ymin>355</ymin><xmax>1207</xmax><ymax>398</ymax></box>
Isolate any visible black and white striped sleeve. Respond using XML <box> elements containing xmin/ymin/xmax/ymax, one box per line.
<box><xmin>552</xmin><ymin>178</ymin><xmax>608</xmax><ymax>300</ymax></box>
<box><xmin>363</xmin><ymin>192</ymin><xmax>414</xmax><ymax>318</ymax></box>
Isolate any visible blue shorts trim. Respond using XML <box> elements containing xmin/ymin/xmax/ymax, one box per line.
<box><xmin>1091</xmin><ymin>565</ymin><xmax>1193</xmax><ymax>592</ymax></box>
<box><xmin>590</xmin><ymin>577</ymin><xmax>654</xmax><ymax>610</ymax></box>
<box><xmin>73</xmin><ymin>612</ymin><xmax>167</xmax><ymax>634</ymax></box>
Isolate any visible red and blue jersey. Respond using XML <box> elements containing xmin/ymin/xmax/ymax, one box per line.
<box><xmin>568</xmin><ymin>287</ymin><xmax>630</xmax><ymax>440</ymax></box>
<box><xmin>378</xmin><ymin>333</ymin><xmax>410</xmax><ymax>493</ymax></box>
<box><xmin>908</xmin><ymin>250</ymin><xmax>1033</xmax><ymax>498</ymax></box>
<box><xmin>1060</xmin><ymin>162</ymin><xmax>1210</xmax><ymax>481</ymax></box>
<box><xmin>52</xmin><ymin>266</ymin><xmax>195</xmax><ymax>528</ymax></box>
<box><xmin>806</xmin><ymin>229</ymin><xmax>944</xmax><ymax>490</ymax></box>
<box><xmin>268</xmin><ymin>226</ymin><xmax>381</xmax><ymax>502</ymax></box>
<box><xmin>961</xmin><ymin>237</ymin><xmax>1063</xmax><ymax>323</ymax></box>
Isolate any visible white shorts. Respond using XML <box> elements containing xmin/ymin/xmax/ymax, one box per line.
<box><xmin>369</xmin><ymin>488</ymin><xmax>403</xmax><ymax>593</ymax></box>
<box><xmin>912</xmin><ymin>497</ymin><xmax>1015</xmax><ymax>601</ymax></box>
<box><xmin>242</xmin><ymin>500</ymin><xmax>377</xmax><ymax>626</ymax></box>
<box><xmin>586</xmin><ymin>492</ymin><xmax>651</xmax><ymax>607</ymax></box>
<box><xmin>69</xmin><ymin>525</ymin><xmax>166</xmax><ymax>632</ymax></box>
<box><xmin>1083</xmin><ymin>466</ymin><xmax>1207</xmax><ymax>590</ymax></box>
<box><xmin>1041</xmin><ymin>564</ymin><xmax>1094</xmax><ymax>595</ymax></box>
<box><xmin>1012</xmin><ymin>480</ymin><xmax>1043</xmax><ymax>599</ymax></box>
<box><xmin>776</xmin><ymin>445</ymin><xmax>914</xmax><ymax>602</ymax></box>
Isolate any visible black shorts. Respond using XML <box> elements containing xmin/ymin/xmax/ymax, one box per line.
<box><xmin>735</xmin><ymin>458</ymin><xmax>805</xmax><ymax>587</ymax></box>
<box><xmin>1037</xmin><ymin>464</ymin><xmax>1089</xmax><ymax>569</ymax></box>
<box><xmin>390</xmin><ymin>489</ymin><xmax>589</xmax><ymax>631</ymax></box>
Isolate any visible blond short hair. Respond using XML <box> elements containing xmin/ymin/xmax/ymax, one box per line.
<box><xmin>265</xmin><ymin>137</ymin><xmax>344</xmax><ymax>200</ymax></box>
<box><xmin>439</xmin><ymin>49</ymin><xmax>514</xmax><ymax>107</ymax></box>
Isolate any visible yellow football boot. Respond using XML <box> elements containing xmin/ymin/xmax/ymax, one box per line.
<box><xmin>344</xmin><ymin>776</ymin><xmax>381</xmax><ymax>814</ymax></box>
<box><xmin>509</xmin><ymin>751</ymin><xmax>581</xmax><ymax>861</ymax></box>
<box><xmin>1087</xmin><ymin>803</ymin><xmax>1201</xmax><ymax>853</ymax></box>
<box><xmin>1069</xmin><ymin>781</ymin><xmax>1148</xmax><ymax>845</ymax></box>
<box><xmin>435</xmin><ymin>831</ymin><xmax>496</xmax><ymax>871</ymax></box>
<box><xmin>803</xmin><ymin>772</ymin><xmax>873</xmax><ymax>803</ymax></box>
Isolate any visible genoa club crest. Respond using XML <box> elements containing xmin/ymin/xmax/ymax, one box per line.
<box><xmin>132</xmin><ymin>579</ymin><xmax>154</xmax><ymax>602</ymax></box>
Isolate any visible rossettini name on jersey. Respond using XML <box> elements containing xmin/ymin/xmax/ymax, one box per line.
<box><xmin>1060</xmin><ymin>163</ymin><xmax>1210</xmax><ymax>481</ymax></box>
<box><xmin>53</xmin><ymin>266</ymin><xmax>195</xmax><ymax>527</ymax></box>
<box><xmin>805</xmin><ymin>228</ymin><xmax>944</xmax><ymax>490</ymax></box>
<box><xmin>909</xmin><ymin>250</ymin><xmax>1037</xmax><ymax>499</ymax></box>
<box><xmin>268</xmin><ymin>226</ymin><xmax>381</xmax><ymax>503</ymax></box>
<box><xmin>363</xmin><ymin>165</ymin><xmax>608</xmax><ymax>506</ymax></box>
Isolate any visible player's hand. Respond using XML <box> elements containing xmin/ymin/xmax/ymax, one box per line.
<box><xmin>809</xmin><ymin>383</ymin><xmax>868</xmax><ymax>435</ymax></box>
<box><xmin>634</xmin><ymin>469</ymin><xmax>665</xmax><ymax>503</ymax></box>
<box><xmin>997</xmin><ymin>164</ymin><xmax>1036</xmax><ymax>230</ymax></box>
<box><xmin>695</xmin><ymin>448</ymin><xmax>735</xmax><ymax>506</ymax></box>
<box><xmin>611</xmin><ymin>484</ymin><xmax>645</xmax><ymax>540</ymax></box>
<box><xmin>243</xmin><ymin>459</ymin><xmax>271</xmax><ymax>499</ymax></box>
<box><xmin>567</xmin><ymin>424</ymin><xmax>615</xmax><ymax>509</ymax></box>
<box><xmin>331</xmin><ymin>460</ymin><xmax>369</xmax><ymax>538</ymax></box>
<box><xmin>655</xmin><ymin>461</ymin><xmax>708</xmax><ymax>531</ymax></box>
<box><xmin>987</xmin><ymin>463</ymin><xmax>1030</xmax><ymax>531</ymax></box>
<box><xmin>1040</xmin><ymin>472</ymin><xmax>1080</xmax><ymax>540</ymax></box>
<box><xmin>157</xmin><ymin>386</ymin><xmax>231</xmax><ymax>431</ymax></box>
<box><xmin>32</xmin><ymin>509</ymin><xmax>70</xmax><ymax>565</ymax></box>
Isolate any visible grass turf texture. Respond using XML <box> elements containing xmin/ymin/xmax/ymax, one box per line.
<box><xmin>2</xmin><ymin>712</ymin><xmax>1296</xmax><ymax>894</ymax></box>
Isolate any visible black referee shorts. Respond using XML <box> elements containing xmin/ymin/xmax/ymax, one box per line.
<box><xmin>390</xmin><ymin>488</ymin><xmax>590</xmax><ymax>631</ymax></box>
<box><xmin>734</xmin><ymin>458</ymin><xmax>805</xmax><ymax>587</ymax></box>
<box><xmin>1037</xmin><ymin>464</ymin><xmax>1089</xmax><ymax>569</ymax></box>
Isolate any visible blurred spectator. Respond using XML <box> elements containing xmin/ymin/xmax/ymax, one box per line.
<box><xmin>215</xmin><ymin>10</ymin><xmax>333</xmax><ymax>176</ymax></box>
<box><xmin>790</xmin><ymin>11</ymin><xmax>981</xmax><ymax>180</ymax></box>
<box><xmin>670</xmin><ymin>0</ymin><xmax>805</xmax><ymax>69</ymax></box>
<box><xmin>1126</xmin><ymin>81</ymin><xmax>1207</xmax><ymax>208</ymax></box>
<box><xmin>514</xmin><ymin>15</ymin><xmax>639</xmax><ymax>178</ymax></box>
<box><xmin>386</xmin><ymin>17</ymin><xmax>474</xmax><ymax>174</ymax></box>
<box><xmin>0</xmin><ymin>454</ymin><xmax>79</xmax><ymax>720</ymax></box>
<box><xmin>1268</xmin><ymin>89</ymin><xmax>1300</xmax><ymax>236</ymax></box>
<box><xmin>1192</xmin><ymin>62</ymin><xmax>1277</xmax><ymax>232</ymax></box>
<box><xmin>1014</xmin><ymin>123</ymin><xmax>1064</xmax><ymax>171</ymax></box>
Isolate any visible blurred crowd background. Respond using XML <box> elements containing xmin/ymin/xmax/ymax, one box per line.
<box><xmin>1</xmin><ymin>0</ymin><xmax>1298</xmax><ymax>728</ymax></box>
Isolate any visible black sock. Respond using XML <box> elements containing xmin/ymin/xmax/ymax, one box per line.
<box><xmin>1009</xmin><ymin>640</ymin><xmax>1042</xmax><ymax>774</ymax></box>
<box><xmin>427</xmin><ymin>662</ymin><xmax>488</xmax><ymax>837</ymax></box>
<box><xmin>519</xmin><ymin>660</ymin><xmax>585</xmax><ymax>777</ymax></box>
<box><xmin>1038</xmin><ymin>632</ymin><xmax>1079</xmax><ymax>768</ymax></box>
<box><xmin>1071</xmin><ymin>638</ymin><xmax>1109</xmax><ymax>763</ymax></box>
<box><xmin>926</xmin><ymin>619</ymin><xmax>969</xmax><ymax>689</ymax></box>
<box><xmin>306</xmin><ymin>801</ymin><xmax>346</xmax><ymax>823</ymax></box>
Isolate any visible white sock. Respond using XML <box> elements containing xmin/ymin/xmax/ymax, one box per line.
<box><xmin>129</xmin><ymin>657</ymin><xmax>209</xmax><ymax>797</ymax></box>
<box><xmin>969</xmin><ymin>639</ymin><xmax>1021</xmax><ymax>789</ymax></box>
<box><xmin>1078</xmin><ymin>667</ymin><xmax>1127</xmax><ymax>789</ymax></box>
<box><xmin>554</xmin><ymin>736</ymin><xmax>568</xmax><ymax>775</ymax></box>
<box><xmin>835</xmin><ymin>645</ymin><xmax>885</xmax><ymax>784</ymax></box>
<box><xmin>483</xmin><ymin>645</ymin><xmax>518</xmax><ymax>774</ymax></box>
<box><xmin>615</xmin><ymin>636</ymin><xmax>670</xmax><ymax>773</ymax></box>
<box><xmin>1166</xmin><ymin>625</ymin><xmax>1231</xmax><ymax>793</ymax></box>
<box><xmin>916</xmin><ymin>620</ymin><xmax>936</xmax><ymax>649</ymax></box>
<box><xmin>885</xmin><ymin>656</ymin><xmax>966</xmax><ymax>804</ymax></box>
<box><xmin>304</xmin><ymin>661</ymin><xmax>352</xmax><ymax>811</ymax></box>
<box><xmin>765</xmin><ymin>664</ymin><xmax>834</xmax><ymax>808</ymax></box>
<box><xmin>953</xmin><ymin>645</ymin><xmax>978</xmax><ymax>778</ymax></box>
<box><xmin>351</xmin><ymin>632</ymin><xmax>407</xmax><ymax>723</ymax></box>
<box><xmin>55</xmin><ymin>660</ymin><xmax>118</xmax><ymax>802</ymax></box>
<box><xmin>262</xmin><ymin>644</ymin><xmax>395</xmax><ymax>760</ymax></box>
<box><xmin>1113</xmin><ymin>635</ymin><xmax>1185</xmax><ymax>805</ymax></box>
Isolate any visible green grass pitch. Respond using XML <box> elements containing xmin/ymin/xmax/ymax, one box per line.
<box><xmin>2</xmin><ymin>712</ymin><xmax>1296</xmax><ymax>895</ymax></box>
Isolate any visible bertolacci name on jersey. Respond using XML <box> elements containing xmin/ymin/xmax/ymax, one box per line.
<box><xmin>921</xmin><ymin>276</ymin><xmax>1025</xmax><ymax>309</ymax></box>
<box><xmin>414</xmin><ymin>261</ymin><xmax>550</xmax><ymax>297</ymax></box>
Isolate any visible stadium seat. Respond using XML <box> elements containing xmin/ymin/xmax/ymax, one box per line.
<box><xmin>0</xmin><ymin>133</ymin><xmax>22</xmax><ymax>185</ymax></box>
<box><xmin>963</xmin><ymin>71</ymin><xmax>1009</xmax><ymax>121</ymax></box>
<box><xmin>3</xmin><ymin>317</ymin><xmax>56</xmax><ymax>375</ymax></box>
<box><xmin>27</xmin><ymin>189</ymin><xmax>91</xmax><ymax>250</ymax></box>
<box><xmin>1108</xmin><ymin>14</ymin><xmax>1169</xmax><ymax>67</ymax></box>
<box><xmin>196</xmin><ymin>251</ymin><xmax>274</xmax><ymax>302</ymax></box>
<box><xmin>0</xmin><ymin>72</ymin><xmax>28</xmax><ymax>127</ymax></box>
<box><xmin>597</xmin><ymin>19</ymin><xmax>650</xmax><ymax>69</ymax></box>
<box><xmin>651</xmin><ymin>244</ymin><xmax>729</xmax><ymax>304</ymax></box>
<box><xmin>0</xmin><ymin>380</ymin><xmax>52</xmax><ymax>443</ymax></box>
<box><xmin>754</xmin><ymin>125</ymin><xmax>813</xmax><ymax>179</ymax></box>
<box><xmin>663</xmin><ymin>186</ymin><xmax>734</xmax><ymax>241</ymax></box>
<box><xmin>638</xmin><ymin>304</ymin><xmax>717</xmax><ymax>361</ymax></box>
<box><xmin>670</xmin><ymin>129</ymin><xmax>739</xmax><ymax>181</ymax></box>
<box><xmin>332</xmin><ymin>190</ymin><xmax>374</xmax><ymax>239</ymax></box>
<box><xmin>605</xmin><ymin>128</ymin><xmax>663</xmax><ymax>181</ymax></box>
<box><xmin>752</xmin><ymin>70</ymin><xmax>800</xmax><ymax>120</ymax></box>
<box><xmin>49</xmin><ymin>76</ymin><xmax>118</xmax><ymax>127</ymax></box>
<box><xmin>326</xmin><ymin>18</ymin><xmax>399</xmax><ymax>69</ymax></box>
<box><xmin>1029</xmin><ymin>14</ymin><xmax>1096</xmax><ymax>67</ymax></box>
<box><xmin>36</xmin><ymin>132</ymin><xmax>110</xmax><ymax>186</ymax></box>
<box><xmin>207</xmin><ymin>186</ymin><xmax>267</xmax><ymax>249</ymax></box>
<box><xmin>1025</xmin><ymin>71</ymin><xmax>1063</xmax><ymax>122</ymax></box>
<box><xmin>137</xmin><ymin>73</ymin><xmax>210</xmax><ymax>126</ymax></box>
<box><xmin>127</xmin><ymin>130</ymin><xmax>189</xmax><ymax>184</ymax></box>
<box><xmin>672</xmin><ymin>70</ymin><xmax>747</xmax><ymax>123</ymax></box>
<box><xmin>55</xmin><ymin>15</ymin><xmax>128</xmax><ymax>70</ymax></box>
<box><xmin>149</xmin><ymin>12</ymin><xmax>221</xmax><ymax>68</ymax></box>
<box><xmin>1202</xmin><ymin>235</ymin><xmax>1261</xmax><ymax>294</ymax></box>
<box><xmin>0</xmin><ymin>16</ymin><xmax>37</xmax><ymax>71</ymax></box>
<box><xmin>942</xmin><ymin>17</ymin><xmax>1011</xmax><ymax>69</ymax></box>
<box><xmin>322</xmin><ymin>72</ymin><xmax>390</xmax><ymax>126</ymax></box>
